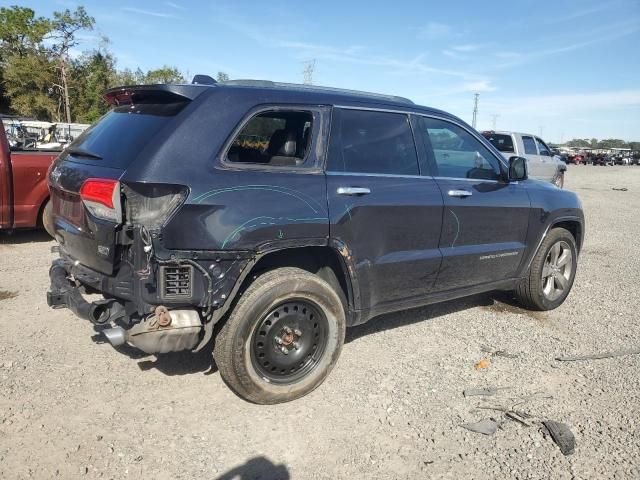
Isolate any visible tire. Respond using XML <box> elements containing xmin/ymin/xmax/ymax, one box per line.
<box><xmin>515</xmin><ymin>227</ymin><xmax>578</xmax><ymax>311</ymax></box>
<box><xmin>553</xmin><ymin>171</ymin><xmax>565</xmax><ymax>189</ymax></box>
<box><xmin>42</xmin><ymin>200</ymin><xmax>55</xmax><ymax>238</ymax></box>
<box><xmin>213</xmin><ymin>267</ymin><xmax>346</xmax><ymax>404</ymax></box>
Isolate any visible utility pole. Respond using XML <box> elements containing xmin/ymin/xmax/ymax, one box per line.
<box><xmin>472</xmin><ymin>93</ymin><xmax>479</xmax><ymax>129</ymax></box>
<box><xmin>538</xmin><ymin>126</ymin><xmax>544</xmax><ymax>138</ymax></box>
<box><xmin>302</xmin><ymin>59</ymin><xmax>316</xmax><ymax>85</ymax></box>
<box><xmin>491</xmin><ymin>114</ymin><xmax>500</xmax><ymax>130</ymax></box>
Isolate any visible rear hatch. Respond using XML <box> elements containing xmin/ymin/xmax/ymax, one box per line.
<box><xmin>49</xmin><ymin>86</ymin><xmax>199</xmax><ymax>274</ymax></box>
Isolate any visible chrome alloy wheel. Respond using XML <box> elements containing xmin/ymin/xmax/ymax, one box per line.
<box><xmin>541</xmin><ymin>240</ymin><xmax>573</xmax><ymax>301</ymax></box>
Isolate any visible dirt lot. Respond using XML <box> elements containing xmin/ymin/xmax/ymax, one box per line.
<box><xmin>1</xmin><ymin>166</ymin><xmax>639</xmax><ymax>479</ymax></box>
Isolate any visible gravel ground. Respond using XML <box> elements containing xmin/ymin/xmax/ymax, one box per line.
<box><xmin>1</xmin><ymin>166</ymin><xmax>639</xmax><ymax>480</ymax></box>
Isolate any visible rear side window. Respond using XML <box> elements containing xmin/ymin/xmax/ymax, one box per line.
<box><xmin>327</xmin><ymin>109</ymin><xmax>419</xmax><ymax>175</ymax></box>
<box><xmin>482</xmin><ymin>133</ymin><xmax>514</xmax><ymax>153</ymax></box>
<box><xmin>227</xmin><ymin>110</ymin><xmax>313</xmax><ymax>167</ymax></box>
<box><xmin>522</xmin><ymin>136</ymin><xmax>538</xmax><ymax>155</ymax></box>
<box><xmin>419</xmin><ymin>117</ymin><xmax>501</xmax><ymax>181</ymax></box>
<box><xmin>64</xmin><ymin>102</ymin><xmax>187</xmax><ymax>168</ymax></box>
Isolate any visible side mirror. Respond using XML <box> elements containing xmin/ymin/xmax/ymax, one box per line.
<box><xmin>508</xmin><ymin>156</ymin><xmax>528</xmax><ymax>181</ymax></box>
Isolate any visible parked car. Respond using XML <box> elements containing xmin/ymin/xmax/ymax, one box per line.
<box><xmin>46</xmin><ymin>79</ymin><xmax>584</xmax><ymax>404</ymax></box>
<box><xmin>481</xmin><ymin>131</ymin><xmax>567</xmax><ymax>188</ymax></box>
<box><xmin>0</xmin><ymin>121</ymin><xmax>60</xmax><ymax>236</ymax></box>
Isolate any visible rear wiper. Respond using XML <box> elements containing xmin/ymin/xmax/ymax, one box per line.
<box><xmin>66</xmin><ymin>147</ymin><xmax>103</xmax><ymax>159</ymax></box>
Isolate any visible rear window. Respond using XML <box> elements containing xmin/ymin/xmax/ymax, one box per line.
<box><xmin>63</xmin><ymin>102</ymin><xmax>186</xmax><ymax>168</ymax></box>
<box><xmin>482</xmin><ymin>133</ymin><xmax>514</xmax><ymax>153</ymax></box>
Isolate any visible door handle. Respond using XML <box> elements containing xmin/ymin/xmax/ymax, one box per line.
<box><xmin>448</xmin><ymin>189</ymin><xmax>473</xmax><ymax>198</ymax></box>
<box><xmin>337</xmin><ymin>187</ymin><xmax>371</xmax><ymax>196</ymax></box>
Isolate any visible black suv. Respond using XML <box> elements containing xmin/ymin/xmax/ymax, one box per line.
<box><xmin>47</xmin><ymin>79</ymin><xmax>584</xmax><ymax>404</ymax></box>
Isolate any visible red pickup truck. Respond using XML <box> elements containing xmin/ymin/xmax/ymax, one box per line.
<box><xmin>0</xmin><ymin>121</ymin><xmax>59</xmax><ymax>236</ymax></box>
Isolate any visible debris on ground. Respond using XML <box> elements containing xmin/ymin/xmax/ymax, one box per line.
<box><xmin>611</xmin><ymin>187</ymin><xmax>628</xmax><ymax>191</ymax></box>
<box><xmin>474</xmin><ymin>359</ymin><xmax>491</xmax><ymax>370</ymax></box>
<box><xmin>463</xmin><ymin>387</ymin><xmax>498</xmax><ymax>397</ymax></box>
<box><xmin>481</xmin><ymin>345</ymin><xmax>519</xmax><ymax>359</ymax></box>
<box><xmin>543</xmin><ymin>420</ymin><xmax>576</xmax><ymax>456</ymax></box>
<box><xmin>505</xmin><ymin>410</ymin><xmax>533</xmax><ymax>427</ymax></box>
<box><xmin>460</xmin><ymin>419</ymin><xmax>500</xmax><ymax>436</ymax></box>
<box><xmin>556</xmin><ymin>348</ymin><xmax>640</xmax><ymax>362</ymax></box>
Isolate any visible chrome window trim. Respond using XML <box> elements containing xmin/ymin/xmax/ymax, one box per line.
<box><xmin>326</xmin><ymin>171</ymin><xmax>434</xmax><ymax>180</ymax></box>
<box><xmin>433</xmin><ymin>176</ymin><xmax>500</xmax><ymax>184</ymax></box>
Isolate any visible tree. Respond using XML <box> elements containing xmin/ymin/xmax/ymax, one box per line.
<box><xmin>0</xmin><ymin>6</ymin><xmax>52</xmax><ymax>115</ymax></box>
<box><xmin>216</xmin><ymin>71</ymin><xmax>230</xmax><ymax>82</ymax></box>
<box><xmin>48</xmin><ymin>6</ymin><xmax>94</xmax><ymax>123</ymax></box>
<box><xmin>143</xmin><ymin>66</ymin><xmax>184</xmax><ymax>84</ymax></box>
<box><xmin>69</xmin><ymin>48</ymin><xmax>116</xmax><ymax>123</ymax></box>
<box><xmin>2</xmin><ymin>51</ymin><xmax>57</xmax><ymax>119</ymax></box>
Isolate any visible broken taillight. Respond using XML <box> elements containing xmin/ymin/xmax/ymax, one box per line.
<box><xmin>79</xmin><ymin>178</ymin><xmax>122</xmax><ymax>223</ymax></box>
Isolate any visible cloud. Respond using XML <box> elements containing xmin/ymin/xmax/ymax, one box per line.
<box><xmin>121</xmin><ymin>7</ymin><xmax>177</xmax><ymax>19</ymax></box>
<box><xmin>165</xmin><ymin>1</ymin><xmax>184</xmax><ymax>10</ymax></box>
<box><xmin>451</xmin><ymin>44</ymin><xmax>484</xmax><ymax>52</ymax></box>
<box><xmin>485</xmin><ymin>89</ymin><xmax>640</xmax><ymax>116</ymax></box>
<box><xmin>547</xmin><ymin>2</ymin><xmax>621</xmax><ymax>23</ymax></box>
<box><xmin>418</xmin><ymin>21</ymin><xmax>453</xmax><ymax>39</ymax></box>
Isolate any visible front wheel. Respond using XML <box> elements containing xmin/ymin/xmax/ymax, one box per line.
<box><xmin>213</xmin><ymin>267</ymin><xmax>346</xmax><ymax>404</ymax></box>
<box><xmin>553</xmin><ymin>171</ymin><xmax>565</xmax><ymax>189</ymax></box>
<box><xmin>515</xmin><ymin>228</ymin><xmax>578</xmax><ymax>310</ymax></box>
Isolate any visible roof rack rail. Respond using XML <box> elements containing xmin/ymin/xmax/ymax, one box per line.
<box><xmin>219</xmin><ymin>79</ymin><xmax>414</xmax><ymax>105</ymax></box>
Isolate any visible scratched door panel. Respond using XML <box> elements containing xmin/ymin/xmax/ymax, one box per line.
<box><xmin>162</xmin><ymin>168</ymin><xmax>329</xmax><ymax>251</ymax></box>
<box><xmin>326</xmin><ymin>174</ymin><xmax>443</xmax><ymax>309</ymax></box>
<box><xmin>433</xmin><ymin>178</ymin><xmax>530</xmax><ymax>290</ymax></box>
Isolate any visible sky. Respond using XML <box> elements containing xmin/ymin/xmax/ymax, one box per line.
<box><xmin>9</xmin><ymin>0</ymin><xmax>640</xmax><ymax>142</ymax></box>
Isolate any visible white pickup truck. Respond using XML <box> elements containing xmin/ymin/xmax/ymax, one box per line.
<box><xmin>482</xmin><ymin>131</ymin><xmax>567</xmax><ymax>188</ymax></box>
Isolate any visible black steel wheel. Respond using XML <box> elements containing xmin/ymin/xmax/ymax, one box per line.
<box><xmin>214</xmin><ymin>267</ymin><xmax>346</xmax><ymax>404</ymax></box>
<box><xmin>251</xmin><ymin>300</ymin><xmax>329</xmax><ymax>384</ymax></box>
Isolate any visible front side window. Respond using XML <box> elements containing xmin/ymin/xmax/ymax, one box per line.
<box><xmin>419</xmin><ymin>117</ymin><xmax>502</xmax><ymax>180</ymax></box>
<box><xmin>227</xmin><ymin>110</ymin><xmax>313</xmax><ymax>167</ymax></box>
<box><xmin>327</xmin><ymin>109</ymin><xmax>419</xmax><ymax>175</ymax></box>
<box><xmin>522</xmin><ymin>136</ymin><xmax>538</xmax><ymax>155</ymax></box>
<box><xmin>535</xmin><ymin>137</ymin><xmax>551</xmax><ymax>156</ymax></box>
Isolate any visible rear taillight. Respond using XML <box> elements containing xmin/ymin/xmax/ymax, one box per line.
<box><xmin>80</xmin><ymin>178</ymin><xmax>122</xmax><ymax>222</ymax></box>
<box><xmin>122</xmin><ymin>183</ymin><xmax>187</xmax><ymax>229</ymax></box>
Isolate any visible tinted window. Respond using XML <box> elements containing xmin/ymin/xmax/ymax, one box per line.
<box><xmin>419</xmin><ymin>117</ymin><xmax>501</xmax><ymax>180</ymax></box>
<box><xmin>522</xmin><ymin>136</ymin><xmax>538</xmax><ymax>155</ymax></box>
<box><xmin>535</xmin><ymin>137</ymin><xmax>551</xmax><ymax>156</ymax></box>
<box><xmin>63</xmin><ymin>102</ymin><xmax>187</xmax><ymax>168</ymax></box>
<box><xmin>482</xmin><ymin>132</ymin><xmax>514</xmax><ymax>153</ymax></box>
<box><xmin>227</xmin><ymin>110</ymin><xmax>313</xmax><ymax>167</ymax></box>
<box><xmin>328</xmin><ymin>109</ymin><xmax>418</xmax><ymax>175</ymax></box>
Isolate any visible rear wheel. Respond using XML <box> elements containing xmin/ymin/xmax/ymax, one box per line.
<box><xmin>213</xmin><ymin>267</ymin><xmax>346</xmax><ymax>404</ymax></box>
<box><xmin>515</xmin><ymin>228</ymin><xmax>577</xmax><ymax>310</ymax></box>
<box><xmin>42</xmin><ymin>200</ymin><xmax>55</xmax><ymax>238</ymax></box>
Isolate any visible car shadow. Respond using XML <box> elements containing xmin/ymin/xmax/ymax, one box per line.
<box><xmin>346</xmin><ymin>291</ymin><xmax>525</xmax><ymax>343</ymax></box>
<box><xmin>214</xmin><ymin>456</ymin><xmax>289</xmax><ymax>480</ymax></box>
<box><xmin>0</xmin><ymin>229</ymin><xmax>52</xmax><ymax>244</ymax></box>
<box><xmin>100</xmin><ymin>291</ymin><xmax>532</xmax><ymax>378</ymax></box>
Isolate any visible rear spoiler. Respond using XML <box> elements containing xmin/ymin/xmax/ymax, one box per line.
<box><xmin>103</xmin><ymin>84</ymin><xmax>212</xmax><ymax>106</ymax></box>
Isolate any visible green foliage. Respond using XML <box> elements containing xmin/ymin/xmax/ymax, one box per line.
<box><xmin>143</xmin><ymin>66</ymin><xmax>185</xmax><ymax>84</ymax></box>
<box><xmin>565</xmin><ymin>138</ymin><xmax>637</xmax><ymax>150</ymax></box>
<box><xmin>0</xmin><ymin>6</ymin><xmax>50</xmax><ymax>58</ymax></box>
<box><xmin>2</xmin><ymin>51</ymin><xmax>57</xmax><ymax>120</ymax></box>
<box><xmin>0</xmin><ymin>5</ymin><xmax>188</xmax><ymax>123</ymax></box>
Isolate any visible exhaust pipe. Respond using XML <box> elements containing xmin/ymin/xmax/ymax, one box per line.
<box><xmin>101</xmin><ymin>309</ymin><xmax>202</xmax><ymax>354</ymax></box>
<box><xmin>102</xmin><ymin>327</ymin><xmax>126</xmax><ymax>347</ymax></box>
